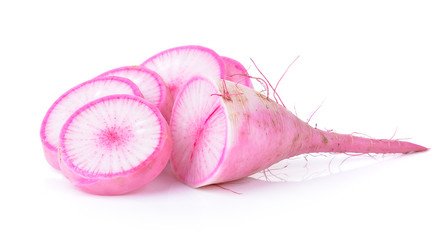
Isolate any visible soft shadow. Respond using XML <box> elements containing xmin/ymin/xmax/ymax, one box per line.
<box><xmin>129</xmin><ymin>162</ymin><xmax>185</xmax><ymax>196</ymax></box>
<box><xmin>45</xmin><ymin>154</ymin><xmax>407</xmax><ymax>196</ymax></box>
<box><xmin>200</xmin><ymin>153</ymin><xmax>405</xmax><ymax>194</ymax></box>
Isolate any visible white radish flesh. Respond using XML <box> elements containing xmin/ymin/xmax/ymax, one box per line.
<box><xmin>96</xmin><ymin>66</ymin><xmax>173</xmax><ymax>121</ymax></box>
<box><xmin>59</xmin><ymin>94</ymin><xmax>172</xmax><ymax>195</ymax></box>
<box><xmin>40</xmin><ymin>76</ymin><xmax>143</xmax><ymax>170</ymax></box>
<box><xmin>141</xmin><ymin>45</ymin><xmax>225</xmax><ymax>99</ymax></box>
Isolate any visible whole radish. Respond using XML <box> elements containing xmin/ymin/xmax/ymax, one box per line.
<box><xmin>59</xmin><ymin>95</ymin><xmax>172</xmax><ymax>195</ymax></box>
<box><xmin>40</xmin><ymin>76</ymin><xmax>143</xmax><ymax>170</ymax></box>
<box><xmin>169</xmin><ymin>77</ymin><xmax>428</xmax><ymax>188</ymax></box>
<box><xmin>96</xmin><ymin>65</ymin><xmax>173</xmax><ymax>121</ymax></box>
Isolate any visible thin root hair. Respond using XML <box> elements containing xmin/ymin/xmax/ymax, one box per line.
<box><xmin>258</xmin><ymin>169</ymin><xmax>288</xmax><ymax>182</ymax></box>
<box><xmin>328</xmin><ymin>156</ymin><xmax>337</xmax><ymax>175</ymax></box>
<box><xmin>246</xmin><ymin>74</ymin><xmax>270</xmax><ymax>98</ymax></box>
<box><xmin>307</xmin><ymin>99</ymin><xmax>326</xmax><ymax>124</ymax></box>
<box><xmin>249</xmin><ymin>58</ymin><xmax>286</xmax><ymax>108</ymax></box>
<box><xmin>210</xmin><ymin>78</ymin><xmax>244</xmax><ymax>100</ymax></box>
<box><xmin>214</xmin><ymin>184</ymin><xmax>242</xmax><ymax>195</ymax></box>
<box><xmin>389</xmin><ymin>128</ymin><xmax>398</xmax><ymax>140</ymax></box>
<box><xmin>307</xmin><ymin>152</ymin><xmax>328</xmax><ymax>158</ymax></box>
<box><xmin>351</xmin><ymin>132</ymin><xmax>373</xmax><ymax>139</ymax></box>
<box><xmin>266</xmin><ymin>168</ymin><xmax>287</xmax><ymax>182</ymax></box>
<box><xmin>274</xmin><ymin>56</ymin><xmax>300</xmax><ymax>104</ymax></box>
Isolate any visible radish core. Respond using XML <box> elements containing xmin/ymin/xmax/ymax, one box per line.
<box><xmin>98</xmin><ymin>126</ymin><xmax>132</xmax><ymax>150</ymax></box>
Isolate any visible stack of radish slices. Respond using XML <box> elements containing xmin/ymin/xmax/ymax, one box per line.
<box><xmin>40</xmin><ymin>45</ymin><xmax>253</xmax><ymax>195</ymax></box>
<box><xmin>41</xmin><ymin>45</ymin><xmax>428</xmax><ymax>195</ymax></box>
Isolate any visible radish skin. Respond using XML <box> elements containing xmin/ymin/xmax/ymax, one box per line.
<box><xmin>59</xmin><ymin>95</ymin><xmax>172</xmax><ymax>195</ymax></box>
<box><xmin>169</xmin><ymin>77</ymin><xmax>428</xmax><ymax>188</ymax></box>
<box><xmin>96</xmin><ymin>65</ymin><xmax>173</xmax><ymax>121</ymax></box>
<box><xmin>40</xmin><ymin>76</ymin><xmax>143</xmax><ymax>170</ymax></box>
<box><xmin>221</xmin><ymin>56</ymin><xmax>253</xmax><ymax>88</ymax></box>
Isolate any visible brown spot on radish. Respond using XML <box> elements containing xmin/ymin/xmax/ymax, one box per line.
<box><xmin>255</xmin><ymin>91</ymin><xmax>268</xmax><ymax>100</ymax></box>
<box><xmin>243</xmin><ymin>113</ymin><xmax>250</xmax><ymax>121</ymax></box>
<box><xmin>255</xmin><ymin>92</ymin><xmax>273</xmax><ymax>109</ymax></box>
<box><xmin>292</xmin><ymin>134</ymin><xmax>300</xmax><ymax>145</ymax></box>
<box><xmin>271</xmin><ymin>119</ymin><xmax>276</xmax><ymax>129</ymax></box>
<box><xmin>321</xmin><ymin>134</ymin><xmax>328</xmax><ymax>145</ymax></box>
<box><xmin>256</xmin><ymin>120</ymin><xmax>262</xmax><ymax>128</ymax></box>
<box><xmin>234</xmin><ymin>92</ymin><xmax>248</xmax><ymax>104</ymax></box>
<box><xmin>228</xmin><ymin>113</ymin><xmax>239</xmax><ymax>125</ymax></box>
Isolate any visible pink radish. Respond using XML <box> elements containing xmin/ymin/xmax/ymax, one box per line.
<box><xmin>141</xmin><ymin>45</ymin><xmax>253</xmax><ymax>99</ymax></box>
<box><xmin>169</xmin><ymin>77</ymin><xmax>428</xmax><ymax>188</ymax></box>
<box><xmin>221</xmin><ymin>56</ymin><xmax>253</xmax><ymax>88</ymax></box>
<box><xmin>40</xmin><ymin>76</ymin><xmax>143</xmax><ymax>170</ymax></box>
<box><xmin>59</xmin><ymin>94</ymin><xmax>172</xmax><ymax>195</ymax></box>
<box><xmin>96</xmin><ymin>65</ymin><xmax>173</xmax><ymax>121</ymax></box>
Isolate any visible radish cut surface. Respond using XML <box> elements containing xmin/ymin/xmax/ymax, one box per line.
<box><xmin>170</xmin><ymin>78</ymin><xmax>227</xmax><ymax>187</ymax></box>
<box><xmin>40</xmin><ymin>76</ymin><xmax>143</xmax><ymax>170</ymax></box>
<box><xmin>141</xmin><ymin>45</ymin><xmax>225</xmax><ymax>99</ymax></box>
<box><xmin>97</xmin><ymin>66</ymin><xmax>173</xmax><ymax>121</ymax></box>
<box><xmin>59</xmin><ymin>95</ymin><xmax>172</xmax><ymax>195</ymax></box>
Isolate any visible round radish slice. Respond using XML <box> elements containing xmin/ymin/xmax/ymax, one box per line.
<box><xmin>96</xmin><ymin>66</ymin><xmax>173</xmax><ymax>121</ymax></box>
<box><xmin>59</xmin><ymin>95</ymin><xmax>172</xmax><ymax>195</ymax></box>
<box><xmin>40</xmin><ymin>76</ymin><xmax>143</xmax><ymax>171</ymax></box>
<box><xmin>141</xmin><ymin>45</ymin><xmax>225</xmax><ymax>99</ymax></box>
<box><xmin>221</xmin><ymin>56</ymin><xmax>253</xmax><ymax>88</ymax></box>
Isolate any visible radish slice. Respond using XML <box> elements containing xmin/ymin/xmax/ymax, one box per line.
<box><xmin>141</xmin><ymin>45</ymin><xmax>225</xmax><ymax>99</ymax></box>
<box><xmin>59</xmin><ymin>94</ymin><xmax>172</xmax><ymax>195</ymax></box>
<box><xmin>96</xmin><ymin>66</ymin><xmax>173</xmax><ymax>121</ymax></box>
<box><xmin>221</xmin><ymin>56</ymin><xmax>253</xmax><ymax>88</ymax></box>
<box><xmin>40</xmin><ymin>76</ymin><xmax>143</xmax><ymax>170</ymax></box>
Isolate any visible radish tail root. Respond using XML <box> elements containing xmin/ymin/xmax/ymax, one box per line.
<box><xmin>307</xmin><ymin>128</ymin><xmax>428</xmax><ymax>155</ymax></box>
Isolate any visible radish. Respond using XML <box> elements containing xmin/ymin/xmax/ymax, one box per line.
<box><xmin>169</xmin><ymin>77</ymin><xmax>428</xmax><ymax>188</ymax></box>
<box><xmin>59</xmin><ymin>94</ymin><xmax>172</xmax><ymax>195</ymax></box>
<box><xmin>96</xmin><ymin>65</ymin><xmax>173</xmax><ymax>121</ymax></box>
<box><xmin>221</xmin><ymin>56</ymin><xmax>253</xmax><ymax>88</ymax></box>
<box><xmin>141</xmin><ymin>45</ymin><xmax>252</xmax><ymax>99</ymax></box>
<box><xmin>40</xmin><ymin>76</ymin><xmax>143</xmax><ymax>170</ymax></box>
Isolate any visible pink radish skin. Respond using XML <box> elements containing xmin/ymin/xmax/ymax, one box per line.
<box><xmin>40</xmin><ymin>76</ymin><xmax>143</xmax><ymax>170</ymax></box>
<box><xmin>221</xmin><ymin>56</ymin><xmax>253</xmax><ymax>88</ymax></box>
<box><xmin>170</xmin><ymin>77</ymin><xmax>428</xmax><ymax>188</ymax></box>
<box><xmin>59</xmin><ymin>95</ymin><xmax>172</xmax><ymax>195</ymax></box>
<box><xmin>96</xmin><ymin>65</ymin><xmax>173</xmax><ymax>122</ymax></box>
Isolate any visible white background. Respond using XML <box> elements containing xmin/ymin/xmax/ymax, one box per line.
<box><xmin>1</xmin><ymin>0</ymin><xmax>445</xmax><ymax>239</ymax></box>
